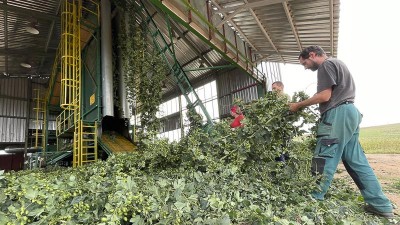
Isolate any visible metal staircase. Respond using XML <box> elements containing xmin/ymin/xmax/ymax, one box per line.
<box><xmin>138</xmin><ymin>0</ymin><xmax>213</xmax><ymax>129</ymax></box>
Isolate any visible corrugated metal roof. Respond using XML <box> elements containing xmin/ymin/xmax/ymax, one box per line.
<box><xmin>0</xmin><ymin>0</ymin><xmax>60</xmax><ymax>80</ymax></box>
<box><xmin>211</xmin><ymin>0</ymin><xmax>340</xmax><ymax>63</ymax></box>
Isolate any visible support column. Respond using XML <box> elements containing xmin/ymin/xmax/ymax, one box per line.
<box><xmin>116</xmin><ymin>10</ymin><xmax>130</xmax><ymax>119</ymax></box>
<box><xmin>101</xmin><ymin>0</ymin><xmax>114</xmax><ymax>116</ymax></box>
<box><xmin>24</xmin><ymin>80</ymin><xmax>32</xmax><ymax>169</ymax></box>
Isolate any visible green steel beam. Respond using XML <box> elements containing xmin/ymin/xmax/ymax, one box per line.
<box><xmin>183</xmin><ymin>65</ymin><xmax>235</xmax><ymax>72</ymax></box>
<box><xmin>98</xmin><ymin>138</ymin><xmax>113</xmax><ymax>156</ymax></box>
<box><xmin>46</xmin><ymin>73</ymin><xmax>60</xmax><ymax>107</ymax></box>
<box><xmin>44</xmin><ymin>108</ymin><xmax>49</xmax><ymax>153</ymax></box>
<box><xmin>148</xmin><ymin>0</ymin><xmax>266</xmax><ymax>84</ymax></box>
<box><xmin>47</xmin><ymin>151</ymin><xmax>72</xmax><ymax>165</ymax></box>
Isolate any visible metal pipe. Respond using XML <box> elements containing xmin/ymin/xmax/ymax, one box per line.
<box><xmin>5</xmin><ymin>146</ymin><xmax>43</xmax><ymax>154</ymax></box>
<box><xmin>116</xmin><ymin>10</ymin><xmax>130</xmax><ymax>119</ymax></box>
<box><xmin>101</xmin><ymin>0</ymin><xmax>114</xmax><ymax>117</ymax></box>
<box><xmin>24</xmin><ymin>80</ymin><xmax>32</xmax><ymax>169</ymax></box>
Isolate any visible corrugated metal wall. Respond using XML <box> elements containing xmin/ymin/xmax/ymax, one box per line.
<box><xmin>0</xmin><ymin>78</ymin><xmax>29</xmax><ymax>143</ymax></box>
<box><xmin>217</xmin><ymin>62</ymin><xmax>281</xmax><ymax>116</ymax></box>
<box><xmin>263</xmin><ymin>62</ymin><xmax>282</xmax><ymax>90</ymax></box>
<box><xmin>217</xmin><ymin>69</ymin><xmax>260</xmax><ymax>116</ymax></box>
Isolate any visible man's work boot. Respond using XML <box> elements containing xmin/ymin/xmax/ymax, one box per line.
<box><xmin>364</xmin><ymin>204</ymin><xmax>394</xmax><ymax>218</ymax></box>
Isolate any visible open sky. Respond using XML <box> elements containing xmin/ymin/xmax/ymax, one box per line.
<box><xmin>280</xmin><ymin>0</ymin><xmax>400</xmax><ymax>127</ymax></box>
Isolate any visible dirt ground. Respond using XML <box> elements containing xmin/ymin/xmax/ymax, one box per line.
<box><xmin>335</xmin><ymin>154</ymin><xmax>400</xmax><ymax>215</ymax></box>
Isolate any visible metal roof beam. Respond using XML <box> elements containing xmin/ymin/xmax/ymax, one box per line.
<box><xmin>329</xmin><ymin>0</ymin><xmax>334</xmax><ymax>56</ymax></box>
<box><xmin>216</xmin><ymin>7</ymin><xmax>246</xmax><ymax>28</ymax></box>
<box><xmin>38</xmin><ymin>0</ymin><xmax>62</xmax><ymax>73</ymax></box>
<box><xmin>0</xmin><ymin>48</ymin><xmax>56</xmax><ymax>57</ymax></box>
<box><xmin>169</xmin><ymin>20</ymin><xmax>213</xmax><ymax>67</ymax></box>
<box><xmin>246</xmin><ymin>0</ymin><xmax>284</xmax><ymax>62</ymax></box>
<box><xmin>253</xmin><ymin>50</ymin><xmax>299</xmax><ymax>55</ymax></box>
<box><xmin>216</xmin><ymin>0</ymin><xmax>292</xmax><ymax>13</ymax></box>
<box><xmin>211</xmin><ymin>0</ymin><xmax>258</xmax><ymax>51</ymax></box>
<box><xmin>0</xmin><ymin>2</ymin><xmax>59</xmax><ymax>21</ymax></box>
<box><xmin>282</xmin><ymin>1</ymin><xmax>302</xmax><ymax>51</ymax></box>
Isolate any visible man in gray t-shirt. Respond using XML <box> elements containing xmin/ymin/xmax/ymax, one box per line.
<box><xmin>289</xmin><ymin>45</ymin><xmax>393</xmax><ymax>218</ymax></box>
<box><xmin>317</xmin><ymin>58</ymin><xmax>355</xmax><ymax>114</ymax></box>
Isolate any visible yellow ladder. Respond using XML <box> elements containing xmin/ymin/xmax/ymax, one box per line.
<box><xmin>73</xmin><ymin>121</ymin><xmax>98</xmax><ymax>166</ymax></box>
<box><xmin>61</xmin><ymin>0</ymin><xmax>80</xmax><ymax>110</ymax></box>
<box><xmin>33</xmin><ymin>89</ymin><xmax>46</xmax><ymax>150</ymax></box>
<box><xmin>61</xmin><ymin>0</ymin><xmax>81</xmax><ymax>167</ymax></box>
<box><xmin>61</xmin><ymin>0</ymin><xmax>99</xmax><ymax>167</ymax></box>
<box><xmin>81</xmin><ymin>121</ymin><xmax>98</xmax><ymax>164</ymax></box>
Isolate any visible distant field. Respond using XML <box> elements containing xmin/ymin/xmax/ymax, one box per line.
<box><xmin>359</xmin><ymin>123</ymin><xmax>400</xmax><ymax>154</ymax></box>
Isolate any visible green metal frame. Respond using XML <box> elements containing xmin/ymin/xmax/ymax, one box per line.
<box><xmin>139</xmin><ymin>0</ymin><xmax>213</xmax><ymax>127</ymax></box>
<box><xmin>47</xmin><ymin>151</ymin><xmax>72</xmax><ymax>165</ymax></box>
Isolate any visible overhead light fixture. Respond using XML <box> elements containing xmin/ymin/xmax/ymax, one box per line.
<box><xmin>161</xmin><ymin>81</ymin><xmax>167</xmax><ymax>91</ymax></box>
<box><xmin>20</xmin><ymin>62</ymin><xmax>32</xmax><ymax>68</ymax></box>
<box><xmin>25</xmin><ymin>22</ymin><xmax>39</xmax><ymax>35</ymax></box>
<box><xmin>198</xmin><ymin>58</ymin><xmax>206</xmax><ymax>68</ymax></box>
<box><xmin>172</xmin><ymin>36</ymin><xmax>178</xmax><ymax>44</ymax></box>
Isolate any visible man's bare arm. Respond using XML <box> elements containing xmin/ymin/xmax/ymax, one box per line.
<box><xmin>289</xmin><ymin>88</ymin><xmax>332</xmax><ymax>112</ymax></box>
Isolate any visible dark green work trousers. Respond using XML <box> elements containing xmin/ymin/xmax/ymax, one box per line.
<box><xmin>311</xmin><ymin>102</ymin><xmax>393</xmax><ymax>213</ymax></box>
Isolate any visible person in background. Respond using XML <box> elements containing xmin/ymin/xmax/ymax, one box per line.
<box><xmin>289</xmin><ymin>45</ymin><xmax>394</xmax><ymax>218</ymax></box>
<box><xmin>272</xmin><ymin>81</ymin><xmax>291</xmax><ymax>102</ymax></box>
<box><xmin>272</xmin><ymin>81</ymin><xmax>290</xmax><ymax>162</ymax></box>
<box><xmin>272</xmin><ymin>81</ymin><xmax>284</xmax><ymax>94</ymax></box>
<box><xmin>230</xmin><ymin>105</ymin><xmax>244</xmax><ymax>128</ymax></box>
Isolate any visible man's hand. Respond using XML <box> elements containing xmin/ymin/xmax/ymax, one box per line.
<box><xmin>289</xmin><ymin>102</ymin><xmax>301</xmax><ymax>112</ymax></box>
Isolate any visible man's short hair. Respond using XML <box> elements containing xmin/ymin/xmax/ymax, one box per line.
<box><xmin>298</xmin><ymin>45</ymin><xmax>326</xmax><ymax>59</ymax></box>
<box><xmin>272</xmin><ymin>81</ymin><xmax>284</xmax><ymax>88</ymax></box>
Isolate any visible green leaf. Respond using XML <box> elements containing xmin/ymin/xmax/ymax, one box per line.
<box><xmin>28</xmin><ymin>207</ymin><xmax>45</xmax><ymax>217</ymax></box>
<box><xmin>130</xmin><ymin>215</ymin><xmax>145</xmax><ymax>225</ymax></box>
<box><xmin>7</xmin><ymin>205</ymin><xmax>17</xmax><ymax>213</ymax></box>
<box><xmin>174</xmin><ymin>201</ymin><xmax>186</xmax><ymax>211</ymax></box>
<box><xmin>25</xmin><ymin>189</ymin><xmax>37</xmax><ymax>200</ymax></box>
<box><xmin>0</xmin><ymin>211</ymin><xmax>10</xmax><ymax>223</ymax></box>
<box><xmin>218</xmin><ymin>215</ymin><xmax>231</xmax><ymax>225</ymax></box>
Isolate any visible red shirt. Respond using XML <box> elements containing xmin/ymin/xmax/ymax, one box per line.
<box><xmin>230</xmin><ymin>114</ymin><xmax>244</xmax><ymax>128</ymax></box>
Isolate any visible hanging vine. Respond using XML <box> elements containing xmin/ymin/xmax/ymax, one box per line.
<box><xmin>186</xmin><ymin>104</ymin><xmax>203</xmax><ymax>135</ymax></box>
<box><xmin>116</xmin><ymin>4</ymin><xmax>167</xmax><ymax>137</ymax></box>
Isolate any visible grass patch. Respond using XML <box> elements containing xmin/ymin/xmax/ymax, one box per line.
<box><xmin>392</xmin><ymin>179</ymin><xmax>400</xmax><ymax>192</ymax></box>
<box><xmin>393</xmin><ymin>180</ymin><xmax>400</xmax><ymax>192</ymax></box>
<box><xmin>360</xmin><ymin>123</ymin><xmax>400</xmax><ymax>154</ymax></box>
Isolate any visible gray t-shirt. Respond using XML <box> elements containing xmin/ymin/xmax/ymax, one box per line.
<box><xmin>317</xmin><ymin>58</ymin><xmax>355</xmax><ymax>114</ymax></box>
